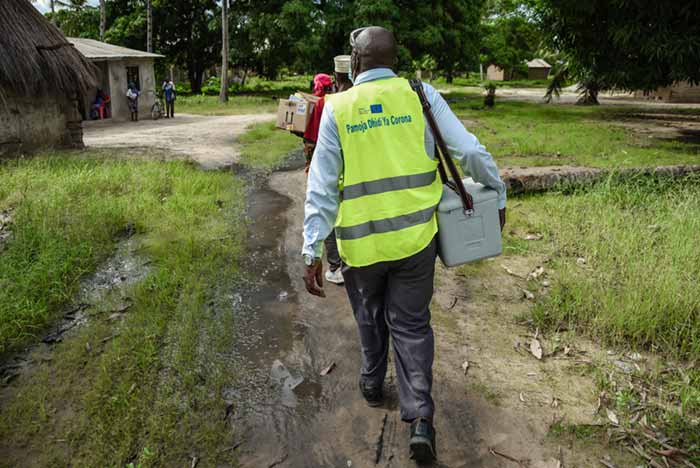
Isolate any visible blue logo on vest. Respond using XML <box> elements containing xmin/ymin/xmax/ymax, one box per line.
<box><xmin>370</xmin><ymin>104</ymin><xmax>383</xmax><ymax>114</ymax></box>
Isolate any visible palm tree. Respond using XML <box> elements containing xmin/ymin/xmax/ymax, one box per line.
<box><xmin>32</xmin><ymin>0</ymin><xmax>56</xmax><ymax>19</ymax></box>
<box><xmin>55</xmin><ymin>0</ymin><xmax>88</xmax><ymax>9</ymax></box>
<box><xmin>219</xmin><ymin>0</ymin><xmax>229</xmax><ymax>103</ymax></box>
<box><xmin>99</xmin><ymin>0</ymin><xmax>105</xmax><ymax>41</ymax></box>
<box><xmin>146</xmin><ymin>0</ymin><xmax>152</xmax><ymax>53</ymax></box>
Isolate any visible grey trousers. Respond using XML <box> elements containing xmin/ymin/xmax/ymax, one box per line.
<box><xmin>325</xmin><ymin>231</ymin><xmax>342</xmax><ymax>271</ymax></box>
<box><xmin>342</xmin><ymin>237</ymin><xmax>437</xmax><ymax>422</ymax></box>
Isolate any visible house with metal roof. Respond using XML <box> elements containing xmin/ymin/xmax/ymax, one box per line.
<box><xmin>68</xmin><ymin>38</ymin><xmax>163</xmax><ymax>121</ymax></box>
<box><xmin>526</xmin><ymin>59</ymin><xmax>551</xmax><ymax>80</ymax></box>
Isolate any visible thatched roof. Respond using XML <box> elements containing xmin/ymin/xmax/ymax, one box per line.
<box><xmin>0</xmin><ymin>0</ymin><xmax>98</xmax><ymax>99</ymax></box>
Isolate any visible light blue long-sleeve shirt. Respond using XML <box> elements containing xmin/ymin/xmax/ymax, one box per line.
<box><xmin>303</xmin><ymin>68</ymin><xmax>506</xmax><ymax>258</ymax></box>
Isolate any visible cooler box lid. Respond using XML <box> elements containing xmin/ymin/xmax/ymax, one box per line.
<box><xmin>438</xmin><ymin>177</ymin><xmax>499</xmax><ymax>212</ymax></box>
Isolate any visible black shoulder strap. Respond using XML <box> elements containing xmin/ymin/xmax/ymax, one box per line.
<box><xmin>409</xmin><ymin>78</ymin><xmax>474</xmax><ymax>213</ymax></box>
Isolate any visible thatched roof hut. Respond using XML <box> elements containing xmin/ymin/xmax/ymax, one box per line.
<box><xmin>0</xmin><ymin>0</ymin><xmax>98</xmax><ymax>156</ymax></box>
<box><xmin>0</xmin><ymin>0</ymin><xmax>97</xmax><ymax>99</ymax></box>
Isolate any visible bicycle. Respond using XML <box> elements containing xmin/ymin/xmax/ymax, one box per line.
<box><xmin>150</xmin><ymin>91</ymin><xmax>164</xmax><ymax>120</ymax></box>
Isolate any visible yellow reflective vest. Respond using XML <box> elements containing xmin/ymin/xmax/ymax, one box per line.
<box><xmin>327</xmin><ymin>77</ymin><xmax>442</xmax><ymax>267</ymax></box>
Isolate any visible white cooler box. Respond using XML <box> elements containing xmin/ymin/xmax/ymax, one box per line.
<box><xmin>436</xmin><ymin>178</ymin><xmax>502</xmax><ymax>267</ymax></box>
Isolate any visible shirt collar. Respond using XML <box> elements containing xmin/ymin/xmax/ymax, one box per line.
<box><xmin>354</xmin><ymin>68</ymin><xmax>397</xmax><ymax>86</ymax></box>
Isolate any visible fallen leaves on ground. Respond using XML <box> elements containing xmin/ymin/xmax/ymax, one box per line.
<box><xmin>521</xmin><ymin>288</ymin><xmax>535</xmax><ymax>300</ymax></box>
<box><xmin>320</xmin><ymin>362</ymin><xmax>336</xmax><ymax>376</ymax></box>
<box><xmin>528</xmin><ymin>266</ymin><xmax>546</xmax><ymax>281</ymax></box>
<box><xmin>502</xmin><ymin>265</ymin><xmax>525</xmax><ymax>278</ymax></box>
<box><xmin>530</xmin><ymin>338</ymin><xmax>544</xmax><ymax>360</ymax></box>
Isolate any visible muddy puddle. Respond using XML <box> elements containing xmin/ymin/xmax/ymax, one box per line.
<box><xmin>222</xmin><ymin>151</ymin><xmax>326</xmax><ymax>458</ymax></box>
<box><xmin>0</xmin><ymin>236</ymin><xmax>149</xmax><ymax>386</ymax></box>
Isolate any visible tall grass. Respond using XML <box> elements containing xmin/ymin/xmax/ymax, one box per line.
<box><xmin>237</xmin><ymin>122</ymin><xmax>301</xmax><ymax>169</ymax></box>
<box><xmin>526</xmin><ymin>174</ymin><xmax>700</xmax><ymax>358</ymax></box>
<box><xmin>448</xmin><ymin>92</ymin><xmax>700</xmax><ymax>168</ymax></box>
<box><xmin>0</xmin><ymin>153</ymin><xmax>246</xmax><ymax>465</ymax></box>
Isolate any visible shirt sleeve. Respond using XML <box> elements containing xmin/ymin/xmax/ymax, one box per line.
<box><xmin>422</xmin><ymin>83</ymin><xmax>507</xmax><ymax>209</ymax></box>
<box><xmin>302</xmin><ymin>101</ymin><xmax>343</xmax><ymax>258</ymax></box>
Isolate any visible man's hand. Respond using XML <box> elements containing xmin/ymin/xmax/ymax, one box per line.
<box><xmin>303</xmin><ymin>258</ymin><xmax>326</xmax><ymax>297</ymax></box>
<box><xmin>499</xmin><ymin>207</ymin><xmax>506</xmax><ymax>232</ymax></box>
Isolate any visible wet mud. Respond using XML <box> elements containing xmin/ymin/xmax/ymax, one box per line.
<box><xmin>229</xmin><ymin>162</ymin><xmax>625</xmax><ymax>468</ymax></box>
<box><xmin>0</xmin><ymin>236</ymin><xmax>149</xmax><ymax>386</ymax></box>
<box><xmin>222</xmin><ymin>152</ymin><xmax>331</xmax><ymax>459</ymax></box>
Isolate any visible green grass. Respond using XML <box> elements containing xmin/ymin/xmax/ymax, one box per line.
<box><xmin>177</xmin><ymin>74</ymin><xmax>314</xmax><ymax>115</ymax></box>
<box><xmin>432</xmin><ymin>75</ymin><xmax>553</xmax><ymax>89</ymax></box>
<box><xmin>447</xmin><ymin>92</ymin><xmax>700</xmax><ymax>168</ymax></box>
<box><xmin>0</xmin><ymin>153</ymin><xmax>245</xmax><ymax>466</ymax></box>
<box><xmin>237</xmin><ymin>122</ymin><xmax>301</xmax><ymax>169</ymax></box>
<box><xmin>502</xmin><ymin>175</ymin><xmax>700</xmax><ymax>462</ymax></box>
<box><xmin>177</xmin><ymin>94</ymin><xmax>279</xmax><ymax>115</ymax></box>
<box><xmin>514</xmin><ymin>175</ymin><xmax>700</xmax><ymax>358</ymax></box>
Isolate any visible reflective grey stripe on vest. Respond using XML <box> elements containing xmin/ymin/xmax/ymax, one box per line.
<box><xmin>341</xmin><ymin>170</ymin><xmax>437</xmax><ymax>201</ymax></box>
<box><xmin>336</xmin><ymin>204</ymin><xmax>437</xmax><ymax>241</ymax></box>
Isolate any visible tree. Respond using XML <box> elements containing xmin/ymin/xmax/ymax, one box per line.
<box><xmin>219</xmin><ymin>0</ymin><xmax>229</xmax><ymax>102</ymax></box>
<box><xmin>146</xmin><ymin>0</ymin><xmax>152</xmax><ymax>53</ymax></box>
<box><xmin>99</xmin><ymin>0</ymin><xmax>105</xmax><ymax>41</ymax></box>
<box><xmin>152</xmin><ymin>0</ymin><xmax>219</xmax><ymax>93</ymax></box>
<box><xmin>47</xmin><ymin>6</ymin><xmax>100</xmax><ymax>39</ymax></box>
<box><xmin>535</xmin><ymin>0</ymin><xmax>700</xmax><ymax>102</ymax></box>
<box><xmin>480</xmin><ymin>0</ymin><xmax>542</xmax><ymax>79</ymax></box>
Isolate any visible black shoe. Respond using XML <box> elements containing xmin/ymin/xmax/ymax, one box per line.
<box><xmin>359</xmin><ymin>380</ymin><xmax>383</xmax><ymax>407</ymax></box>
<box><xmin>409</xmin><ymin>417</ymin><xmax>436</xmax><ymax>463</ymax></box>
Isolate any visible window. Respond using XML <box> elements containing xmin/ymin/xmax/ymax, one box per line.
<box><xmin>126</xmin><ymin>66</ymin><xmax>140</xmax><ymax>90</ymax></box>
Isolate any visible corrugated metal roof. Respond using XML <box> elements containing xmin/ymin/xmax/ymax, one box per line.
<box><xmin>527</xmin><ymin>59</ymin><xmax>551</xmax><ymax>69</ymax></box>
<box><xmin>67</xmin><ymin>37</ymin><xmax>163</xmax><ymax>60</ymax></box>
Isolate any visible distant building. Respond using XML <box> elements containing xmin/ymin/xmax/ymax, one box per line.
<box><xmin>0</xmin><ymin>0</ymin><xmax>97</xmax><ymax>157</ymax></box>
<box><xmin>68</xmin><ymin>38</ymin><xmax>163</xmax><ymax>121</ymax></box>
<box><xmin>527</xmin><ymin>59</ymin><xmax>551</xmax><ymax>80</ymax></box>
<box><xmin>486</xmin><ymin>64</ymin><xmax>505</xmax><ymax>81</ymax></box>
<box><xmin>634</xmin><ymin>81</ymin><xmax>700</xmax><ymax>103</ymax></box>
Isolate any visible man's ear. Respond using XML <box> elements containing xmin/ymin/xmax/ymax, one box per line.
<box><xmin>351</xmin><ymin>50</ymin><xmax>360</xmax><ymax>77</ymax></box>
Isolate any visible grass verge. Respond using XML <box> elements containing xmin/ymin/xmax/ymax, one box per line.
<box><xmin>447</xmin><ymin>92</ymin><xmax>700</xmax><ymax>168</ymax></box>
<box><xmin>177</xmin><ymin>95</ymin><xmax>278</xmax><ymax>115</ymax></box>
<box><xmin>237</xmin><ymin>122</ymin><xmax>301</xmax><ymax>169</ymax></box>
<box><xmin>0</xmin><ymin>152</ymin><xmax>245</xmax><ymax>466</ymax></box>
<box><xmin>504</xmin><ymin>174</ymin><xmax>700</xmax><ymax>463</ymax></box>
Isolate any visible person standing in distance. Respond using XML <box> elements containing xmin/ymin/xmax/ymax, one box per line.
<box><xmin>301</xmin><ymin>26</ymin><xmax>507</xmax><ymax>462</ymax></box>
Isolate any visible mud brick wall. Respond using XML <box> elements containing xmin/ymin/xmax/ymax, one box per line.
<box><xmin>0</xmin><ymin>92</ymin><xmax>83</xmax><ymax>157</ymax></box>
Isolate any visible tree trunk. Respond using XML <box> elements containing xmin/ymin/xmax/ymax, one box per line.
<box><xmin>99</xmin><ymin>0</ymin><xmax>105</xmax><ymax>41</ymax></box>
<box><xmin>189</xmin><ymin>64</ymin><xmax>205</xmax><ymax>94</ymax></box>
<box><xmin>219</xmin><ymin>0</ymin><xmax>229</xmax><ymax>103</ymax></box>
<box><xmin>146</xmin><ymin>0</ymin><xmax>152</xmax><ymax>53</ymax></box>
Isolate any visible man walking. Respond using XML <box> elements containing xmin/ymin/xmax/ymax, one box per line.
<box><xmin>302</xmin><ymin>26</ymin><xmax>506</xmax><ymax>462</ymax></box>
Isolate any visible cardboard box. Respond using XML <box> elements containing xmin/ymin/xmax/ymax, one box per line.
<box><xmin>275</xmin><ymin>98</ymin><xmax>315</xmax><ymax>133</ymax></box>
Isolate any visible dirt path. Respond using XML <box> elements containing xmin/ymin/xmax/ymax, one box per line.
<box><xmin>441</xmin><ymin>86</ymin><xmax>700</xmax><ymax>109</ymax></box>
<box><xmin>232</xmin><ymin>168</ymin><xmax>633</xmax><ymax>468</ymax></box>
<box><xmin>83</xmin><ymin>113</ymin><xmax>275</xmax><ymax>169</ymax></box>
